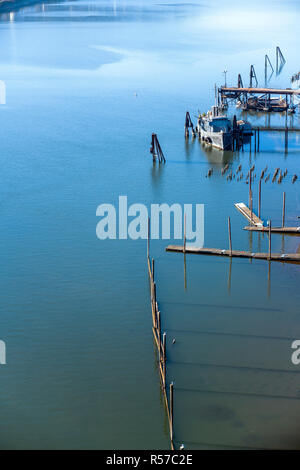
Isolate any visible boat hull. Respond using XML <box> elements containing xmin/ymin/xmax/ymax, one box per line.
<box><xmin>200</xmin><ymin>129</ymin><xmax>232</xmax><ymax>150</ymax></box>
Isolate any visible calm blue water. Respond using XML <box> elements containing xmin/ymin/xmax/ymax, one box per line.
<box><xmin>0</xmin><ymin>0</ymin><xmax>300</xmax><ymax>449</ymax></box>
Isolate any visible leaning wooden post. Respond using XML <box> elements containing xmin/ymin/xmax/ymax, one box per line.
<box><xmin>157</xmin><ymin>310</ymin><xmax>161</xmax><ymax>343</ymax></box>
<box><xmin>282</xmin><ymin>192</ymin><xmax>286</xmax><ymax>227</ymax></box>
<box><xmin>162</xmin><ymin>332</ymin><xmax>166</xmax><ymax>389</ymax></box>
<box><xmin>258</xmin><ymin>178</ymin><xmax>262</xmax><ymax>219</ymax></box>
<box><xmin>183</xmin><ymin>213</ymin><xmax>186</xmax><ymax>253</ymax></box>
<box><xmin>228</xmin><ymin>217</ymin><xmax>232</xmax><ymax>256</ymax></box>
<box><xmin>169</xmin><ymin>382</ymin><xmax>174</xmax><ymax>442</ymax></box>
<box><xmin>152</xmin><ymin>258</ymin><xmax>155</xmax><ymax>281</ymax></box>
<box><xmin>268</xmin><ymin>220</ymin><xmax>272</xmax><ymax>261</ymax></box>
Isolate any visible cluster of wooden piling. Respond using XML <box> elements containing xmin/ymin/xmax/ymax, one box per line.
<box><xmin>185</xmin><ymin>112</ymin><xmax>196</xmax><ymax>138</ymax></box>
<box><xmin>291</xmin><ymin>71</ymin><xmax>300</xmax><ymax>83</ymax></box>
<box><xmin>147</xmin><ymin>220</ymin><xmax>175</xmax><ymax>450</ymax></box>
<box><xmin>150</xmin><ymin>134</ymin><xmax>166</xmax><ymax>163</ymax></box>
<box><xmin>206</xmin><ymin>163</ymin><xmax>298</xmax><ymax>186</ymax></box>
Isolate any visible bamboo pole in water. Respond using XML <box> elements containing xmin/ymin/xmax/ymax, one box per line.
<box><xmin>169</xmin><ymin>382</ymin><xmax>174</xmax><ymax>442</ymax></box>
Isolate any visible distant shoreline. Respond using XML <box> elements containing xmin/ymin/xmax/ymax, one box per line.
<box><xmin>0</xmin><ymin>0</ymin><xmax>44</xmax><ymax>13</ymax></box>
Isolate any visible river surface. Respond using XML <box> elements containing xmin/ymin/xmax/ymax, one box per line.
<box><xmin>1</xmin><ymin>0</ymin><xmax>300</xmax><ymax>450</ymax></box>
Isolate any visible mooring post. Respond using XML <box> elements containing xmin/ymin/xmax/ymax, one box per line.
<box><xmin>169</xmin><ymin>382</ymin><xmax>174</xmax><ymax>442</ymax></box>
<box><xmin>157</xmin><ymin>310</ymin><xmax>161</xmax><ymax>342</ymax></box>
<box><xmin>285</xmin><ymin>127</ymin><xmax>288</xmax><ymax>153</ymax></box>
<box><xmin>282</xmin><ymin>192</ymin><xmax>286</xmax><ymax>227</ymax></box>
<box><xmin>153</xmin><ymin>282</ymin><xmax>157</xmax><ymax>307</ymax></box>
<box><xmin>268</xmin><ymin>220</ymin><xmax>272</xmax><ymax>260</ymax></box>
<box><xmin>254</xmin><ymin>129</ymin><xmax>257</xmax><ymax>152</ymax></box>
<box><xmin>258</xmin><ymin>178</ymin><xmax>262</xmax><ymax>219</ymax></box>
<box><xmin>147</xmin><ymin>217</ymin><xmax>150</xmax><ymax>259</ymax></box>
<box><xmin>151</xmin><ymin>134</ymin><xmax>156</xmax><ymax>162</ymax></box>
<box><xmin>249</xmin><ymin>168</ymin><xmax>252</xmax><ymax>211</ymax></box>
<box><xmin>183</xmin><ymin>213</ymin><xmax>186</xmax><ymax>253</ymax></box>
<box><xmin>257</xmin><ymin>128</ymin><xmax>260</xmax><ymax>152</ymax></box>
<box><xmin>162</xmin><ymin>332</ymin><xmax>166</xmax><ymax>388</ymax></box>
<box><xmin>228</xmin><ymin>217</ymin><xmax>232</xmax><ymax>256</ymax></box>
<box><xmin>152</xmin><ymin>258</ymin><xmax>155</xmax><ymax>282</ymax></box>
<box><xmin>250</xmin><ymin>133</ymin><xmax>252</xmax><ymax>153</ymax></box>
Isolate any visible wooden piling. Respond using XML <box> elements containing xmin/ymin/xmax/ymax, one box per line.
<box><xmin>249</xmin><ymin>169</ymin><xmax>252</xmax><ymax>207</ymax></box>
<box><xmin>169</xmin><ymin>382</ymin><xmax>174</xmax><ymax>442</ymax></box>
<box><xmin>258</xmin><ymin>178</ymin><xmax>262</xmax><ymax>219</ymax></box>
<box><xmin>268</xmin><ymin>220</ymin><xmax>272</xmax><ymax>261</ymax></box>
<box><xmin>282</xmin><ymin>192</ymin><xmax>286</xmax><ymax>227</ymax></box>
<box><xmin>228</xmin><ymin>217</ymin><xmax>232</xmax><ymax>256</ymax></box>
<box><xmin>146</xmin><ymin>258</ymin><xmax>174</xmax><ymax>450</ymax></box>
<box><xmin>162</xmin><ymin>332</ymin><xmax>166</xmax><ymax>389</ymax></box>
<box><xmin>147</xmin><ymin>217</ymin><xmax>150</xmax><ymax>259</ymax></box>
<box><xmin>183</xmin><ymin>213</ymin><xmax>186</xmax><ymax>253</ymax></box>
<box><xmin>257</xmin><ymin>128</ymin><xmax>260</xmax><ymax>152</ymax></box>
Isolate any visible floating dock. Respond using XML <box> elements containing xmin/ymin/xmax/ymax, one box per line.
<box><xmin>235</xmin><ymin>202</ymin><xmax>263</xmax><ymax>226</ymax></box>
<box><xmin>166</xmin><ymin>245</ymin><xmax>300</xmax><ymax>263</ymax></box>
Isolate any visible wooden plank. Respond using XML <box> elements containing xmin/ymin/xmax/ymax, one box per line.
<box><xmin>244</xmin><ymin>226</ymin><xmax>300</xmax><ymax>234</ymax></box>
<box><xmin>235</xmin><ymin>202</ymin><xmax>263</xmax><ymax>226</ymax></box>
<box><xmin>165</xmin><ymin>245</ymin><xmax>300</xmax><ymax>263</ymax></box>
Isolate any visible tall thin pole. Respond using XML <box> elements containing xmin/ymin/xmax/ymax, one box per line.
<box><xmin>249</xmin><ymin>169</ymin><xmax>252</xmax><ymax>207</ymax></box>
<box><xmin>183</xmin><ymin>213</ymin><xmax>186</xmax><ymax>253</ymax></box>
<box><xmin>169</xmin><ymin>382</ymin><xmax>174</xmax><ymax>443</ymax></box>
<box><xmin>162</xmin><ymin>332</ymin><xmax>166</xmax><ymax>388</ymax></box>
<box><xmin>258</xmin><ymin>178</ymin><xmax>262</xmax><ymax>219</ymax></box>
<box><xmin>228</xmin><ymin>217</ymin><xmax>232</xmax><ymax>256</ymax></box>
<box><xmin>147</xmin><ymin>217</ymin><xmax>150</xmax><ymax>259</ymax></box>
<box><xmin>249</xmin><ymin>169</ymin><xmax>253</xmax><ymax>222</ymax></box>
<box><xmin>282</xmin><ymin>192</ymin><xmax>286</xmax><ymax>227</ymax></box>
<box><xmin>268</xmin><ymin>220</ymin><xmax>272</xmax><ymax>261</ymax></box>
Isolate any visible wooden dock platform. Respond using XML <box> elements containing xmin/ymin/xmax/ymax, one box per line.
<box><xmin>244</xmin><ymin>225</ymin><xmax>300</xmax><ymax>234</ymax></box>
<box><xmin>220</xmin><ymin>86</ymin><xmax>300</xmax><ymax>96</ymax></box>
<box><xmin>235</xmin><ymin>203</ymin><xmax>263</xmax><ymax>226</ymax></box>
<box><xmin>166</xmin><ymin>245</ymin><xmax>300</xmax><ymax>263</ymax></box>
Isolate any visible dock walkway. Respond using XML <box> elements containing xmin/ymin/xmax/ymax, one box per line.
<box><xmin>235</xmin><ymin>203</ymin><xmax>263</xmax><ymax>226</ymax></box>
<box><xmin>166</xmin><ymin>245</ymin><xmax>300</xmax><ymax>263</ymax></box>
